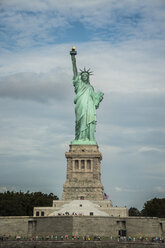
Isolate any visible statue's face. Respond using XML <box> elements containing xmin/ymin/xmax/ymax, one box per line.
<box><xmin>81</xmin><ymin>72</ymin><xmax>89</xmax><ymax>83</ymax></box>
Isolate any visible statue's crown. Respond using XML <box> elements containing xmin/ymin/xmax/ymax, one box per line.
<box><xmin>80</xmin><ymin>67</ymin><xmax>93</xmax><ymax>76</ymax></box>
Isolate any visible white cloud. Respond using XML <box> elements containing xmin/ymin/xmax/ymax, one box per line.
<box><xmin>1</xmin><ymin>0</ymin><xmax>135</xmax><ymax>12</ymax></box>
<box><xmin>0</xmin><ymin>9</ymin><xmax>68</xmax><ymax>47</ymax></box>
<box><xmin>154</xmin><ymin>186</ymin><xmax>165</xmax><ymax>193</ymax></box>
<box><xmin>0</xmin><ymin>187</ymin><xmax>8</xmax><ymax>193</ymax></box>
<box><xmin>101</xmin><ymin>145</ymin><xmax>123</xmax><ymax>154</ymax></box>
<box><xmin>0</xmin><ymin>71</ymin><xmax>72</xmax><ymax>102</ymax></box>
<box><xmin>0</xmin><ymin>102</ymin><xmax>73</xmax><ymax>157</ymax></box>
<box><xmin>1</xmin><ymin>0</ymin><xmax>165</xmax><ymax>50</ymax></box>
<box><xmin>0</xmin><ymin>39</ymin><xmax>165</xmax><ymax>99</ymax></box>
<box><xmin>138</xmin><ymin>146</ymin><xmax>163</xmax><ymax>153</ymax></box>
<box><xmin>114</xmin><ymin>187</ymin><xmax>140</xmax><ymax>193</ymax></box>
<box><xmin>0</xmin><ymin>186</ymin><xmax>16</xmax><ymax>192</ymax></box>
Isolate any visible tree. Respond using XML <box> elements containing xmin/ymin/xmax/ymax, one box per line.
<box><xmin>129</xmin><ymin>207</ymin><xmax>141</xmax><ymax>216</ymax></box>
<box><xmin>0</xmin><ymin>191</ymin><xmax>59</xmax><ymax>216</ymax></box>
<box><xmin>141</xmin><ymin>198</ymin><xmax>165</xmax><ymax>218</ymax></box>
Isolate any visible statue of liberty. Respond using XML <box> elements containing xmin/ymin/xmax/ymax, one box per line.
<box><xmin>70</xmin><ymin>47</ymin><xmax>104</xmax><ymax>145</ymax></box>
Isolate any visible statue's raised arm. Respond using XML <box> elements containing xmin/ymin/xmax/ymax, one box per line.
<box><xmin>70</xmin><ymin>46</ymin><xmax>78</xmax><ymax>79</ymax></box>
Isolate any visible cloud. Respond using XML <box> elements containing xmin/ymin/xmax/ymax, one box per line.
<box><xmin>114</xmin><ymin>187</ymin><xmax>141</xmax><ymax>193</ymax></box>
<box><xmin>0</xmin><ymin>187</ymin><xmax>8</xmax><ymax>193</ymax></box>
<box><xmin>101</xmin><ymin>145</ymin><xmax>123</xmax><ymax>154</ymax></box>
<box><xmin>0</xmin><ymin>39</ymin><xmax>165</xmax><ymax>101</ymax></box>
<box><xmin>0</xmin><ymin>186</ymin><xmax>16</xmax><ymax>193</ymax></box>
<box><xmin>0</xmin><ymin>98</ymin><xmax>74</xmax><ymax>158</ymax></box>
<box><xmin>1</xmin><ymin>0</ymin><xmax>165</xmax><ymax>50</ymax></box>
<box><xmin>138</xmin><ymin>146</ymin><xmax>163</xmax><ymax>153</ymax></box>
<box><xmin>147</xmin><ymin>163</ymin><xmax>165</xmax><ymax>178</ymax></box>
<box><xmin>0</xmin><ymin>9</ymin><xmax>68</xmax><ymax>48</ymax></box>
<box><xmin>154</xmin><ymin>186</ymin><xmax>165</xmax><ymax>193</ymax></box>
<box><xmin>0</xmin><ymin>71</ymin><xmax>72</xmax><ymax>102</ymax></box>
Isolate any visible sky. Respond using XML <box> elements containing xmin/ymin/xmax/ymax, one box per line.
<box><xmin>0</xmin><ymin>0</ymin><xmax>165</xmax><ymax>210</ymax></box>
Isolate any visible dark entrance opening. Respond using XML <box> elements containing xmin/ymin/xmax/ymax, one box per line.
<box><xmin>118</xmin><ymin>230</ymin><xmax>126</xmax><ymax>237</ymax></box>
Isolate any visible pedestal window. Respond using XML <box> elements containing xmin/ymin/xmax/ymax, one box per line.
<box><xmin>81</xmin><ymin>160</ymin><xmax>85</xmax><ymax>169</ymax></box>
<box><xmin>87</xmin><ymin>160</ymin><xmax>91</xmax><ymax>170</ymax></box>
<box><xmin>75</xmin><ymin>160</ymin><xmax>79</xmax><ymax>170</ymax></box>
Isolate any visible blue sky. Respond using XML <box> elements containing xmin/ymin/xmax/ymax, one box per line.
<box><xmin>0</xmin><ymin>0</ymin><xmax>165</xmax><ymax>210</ymax></box>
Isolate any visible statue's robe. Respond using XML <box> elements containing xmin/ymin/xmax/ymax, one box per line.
<box><xmin>73</xmin><ymin>76</ymin><xmax>101</xmax><ymax>140</ymax></box>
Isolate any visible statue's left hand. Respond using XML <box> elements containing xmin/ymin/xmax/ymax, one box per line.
<box><xmin>98</xmin><ymin>92</ymin><xmax>104</xmax><ymax>101</ymax></box>
<box><xmin>95</xmin><ymin>92</ymin><xmax>104</xmax><ymax>109</ymax></box>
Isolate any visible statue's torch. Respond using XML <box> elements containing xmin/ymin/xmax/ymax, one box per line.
<box><xmin>70</xmin><ymin>46</ymin><xmax>77</xmax><ymax>56</ymax></box>
<box><xmin>70</xmin><ymin>47</ymin><xmax>78</xmax><ymax>78</ymax></box>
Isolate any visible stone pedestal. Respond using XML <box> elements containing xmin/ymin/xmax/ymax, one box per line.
<box><xmin>62</xmin><ymin>145</ymin><xmax>104</xmax><ymax>201</ymax></box>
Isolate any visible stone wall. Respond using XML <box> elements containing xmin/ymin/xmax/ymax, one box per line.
<box><xmin>161</xmin><ymin>219</ymin><xmax>165</xmax><ymax>236</ymax></box>
<box><xmin>0</xmin><ymin>217</ymin><xmax>31</xmax><ymax>236</ymax></box>
<box><xmin>126</xmin><ymin>217</ymin><xmax>163</xmax><ymax>237</ymax></box>
<box><xmin>73</xmin><ymin>216</ymin><xmax>117</xmax><ymax>236</ymax></box>
<box><xmin>33</xmin><ymin>216</ymin><xmax>73</xmax><ymax>236</ymax></box>
<box><xmin>72</xmin><ymin>216</ymin><xmax>165</xmax><ymax>237</ymax></box>
<box><xmin>1</xmin><ymin>216</ymin><xmax>165</xmax><ymax>238</ymax></box>
<box><xmin>0</xmin><ymin>216</ymin><xmax>165</xmax><ymax>237</ymax></box>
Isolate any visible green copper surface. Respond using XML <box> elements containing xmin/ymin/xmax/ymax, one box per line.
<box><xmin>70</xmin><ymin>48</ymin><xmax>104</xmax><ymax>145</ymax></box>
